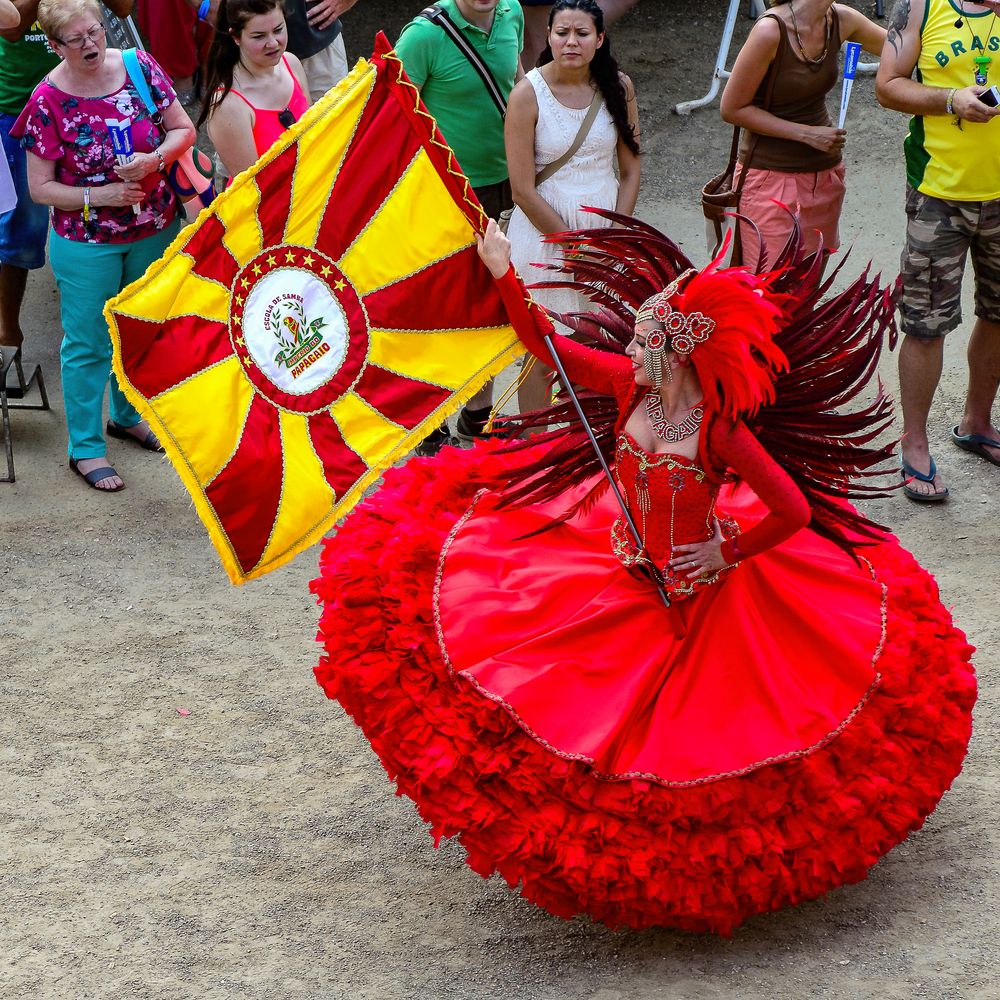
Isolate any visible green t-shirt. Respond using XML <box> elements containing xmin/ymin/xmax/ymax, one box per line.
<box><xmin>395</xmin><ymin>0</ymin><xmax>523</xmax><ymax>188</ymax></box>
<box><xmin>0</xmin><ymin>22</ymin><xmax>59</xmax><ymax>116</ymax></box>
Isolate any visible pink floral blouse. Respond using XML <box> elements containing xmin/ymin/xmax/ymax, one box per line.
<box><xmin>13</xmin><ymin>49</ymin><xmax>178</xmax><ymax>244</ymax></box>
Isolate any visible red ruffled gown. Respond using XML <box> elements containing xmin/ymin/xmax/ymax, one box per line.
<box><xmin>312</xmin><ymin>269</ymin><xmax>976</xmax><ymax>934</ymax></box>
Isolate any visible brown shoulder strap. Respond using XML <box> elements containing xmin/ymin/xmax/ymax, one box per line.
<box><xmin>535</xmin><ymin>90</ymin><xmax>603</xmax><ymax>186</ymax></box>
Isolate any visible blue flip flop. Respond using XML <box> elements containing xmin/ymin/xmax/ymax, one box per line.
<box><xmin>951</xmin><ymin>425</ymin><xmax>1000</xmax><ymax>467</ymax></box>
<box><xmin>901</xmin><ymin>455</ymin><xmax>949</xmax><ymax>503</ymax></box>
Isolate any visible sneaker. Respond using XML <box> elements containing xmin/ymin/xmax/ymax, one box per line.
<box><xmin>456</xmin><ymin>405</ymin><xmax>495</xmax><ymax>443</ymax></box>
<box><xmin>414</xmin><ymin>425</ymin><xmax>456</xmax><ymax>457</ymax></box>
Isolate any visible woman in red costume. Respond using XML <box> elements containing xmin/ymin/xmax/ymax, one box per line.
<box><xmin>312</xmin><ymin>213</ymin><xmax>976</xmax><ymax>935</ymax></box>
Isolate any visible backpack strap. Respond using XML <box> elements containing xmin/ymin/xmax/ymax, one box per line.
<box><xmin>418</xmin><ymin>5</ymin><xmax>507</xmax><ymax>119</ymax></box>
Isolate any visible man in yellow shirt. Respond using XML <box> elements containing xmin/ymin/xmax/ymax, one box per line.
<box><xmin>878</xmin><ymin>0</ymin><xmax>1000</xmax><ymax>501</ymax></box>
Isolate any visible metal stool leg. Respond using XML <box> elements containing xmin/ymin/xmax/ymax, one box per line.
<box><xmin>0</xmin><ymin>346</ymin><xmax>53</xmax><ymax>484</ymax></box>
<box><xmin>0</xmin><ymin>363</ymin><xmax>14</xmax><ymax>483</ymax></box>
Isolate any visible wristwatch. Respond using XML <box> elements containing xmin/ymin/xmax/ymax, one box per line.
<box><xmin>153</xmin><ymin>148</ymin><xmax>165</xmax><ymax>172</ymax></box>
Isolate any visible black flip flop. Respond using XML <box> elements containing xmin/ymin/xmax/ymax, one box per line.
<box><xmin>106</xmin><ymin>420</ymin><xmax>165</xmax><ymax>453</ymax></box>
<box><xmin>70</xmin><ymin>458</ymin><xmax>125</xmax><ymax>492</ymax></box>
<box><xmin>951</xmin><ymin>425</ymin><xmax>1000</xmax><ymax>467</ymax></box>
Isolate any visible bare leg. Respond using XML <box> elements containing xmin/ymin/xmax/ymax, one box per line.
<box><xmin>600</xmin><ymin>0</ymin><xmax>640</xmax><ymax>25</ymax></box>
<box><xmin>73</xmin><ymin>456</ymin><xmax>124</xmax><ymax>491</ymax></box>
<box><xmin>0</xmin><ymin>263</ymin><xmax>28</xmax><ymax>349</ymax></box>
<box><xmin>898</xmin><ymin>333</ymin><xmax>948</xmax><ymax>497</ymax></box>
<box><xmin>467</xmin><ymin>379</ymin><xmax>493</xmax><ymax>410</ymax></box>
<box><xmin>956</xmin><ymin>315</ymin><xmax>1000</xmax><ymax>460</ymax></box>
<box><xmin>517</xmin><ymin>360</ymin><xmax>551</xmax><ymax>433</ymax></box>
<box><xmin>521</xmin><ymin>5</ymin><xmax>551</xmax><ymax>73</ymax></box>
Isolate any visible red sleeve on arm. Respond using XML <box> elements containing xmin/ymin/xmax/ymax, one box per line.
<box><xmin>494</xmin><ymin>265</ymin><xmax>633</xmax><ymax>402</ymax></box>
<box><xmin>710</xmin><ymin>420</ymin><xmax>812</xmax><ymax>563</ymax></box>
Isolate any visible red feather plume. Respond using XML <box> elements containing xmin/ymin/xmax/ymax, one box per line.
<box><xmin>489</xmin><ymin>210</ymin><xmax>901</xmax><ymax>552</ymax></box>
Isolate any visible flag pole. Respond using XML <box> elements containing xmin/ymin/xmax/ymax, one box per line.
<box><xmin>543</xmin><ymin>333</ymin><xmax>672</xmax><ymax>609</ymax></box>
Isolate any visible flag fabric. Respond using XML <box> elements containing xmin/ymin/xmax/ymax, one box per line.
<box><xmin>106</xmin><ymin>34</ymin><xmax>523</xmax><ymax>584</ymax></box>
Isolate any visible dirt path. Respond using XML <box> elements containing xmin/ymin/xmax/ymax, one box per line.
<box><xmin>1</xmin><ymin>3</ymin><xmax>997</xmax><ymax>998</ymax></box>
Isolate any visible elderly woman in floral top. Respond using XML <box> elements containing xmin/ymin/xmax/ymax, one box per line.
<box><xmin>13</xmin><ymin>0</ymin><xmax>195</xmax><ymax>491</ymax></box>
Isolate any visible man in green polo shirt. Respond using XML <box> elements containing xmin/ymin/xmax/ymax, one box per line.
<box><xmin>0</xmin><ymin>7</ymin><xmax>58</xmax><ymax>361</ymax></box>
<box><xmin>396</xmin><ymin>0</ymin><xmax>524</xmax><ymax>454</ymax></box>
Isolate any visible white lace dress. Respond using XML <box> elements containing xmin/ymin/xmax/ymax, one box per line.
<box><xmin>507</xmin><ymin>69</ymin><xmax>620</xmax><ymax>333</ymax></box>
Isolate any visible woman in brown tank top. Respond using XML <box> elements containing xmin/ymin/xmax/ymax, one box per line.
<box><xmin>720</xmin><ymin>1</ymin><xmax>884</xmax><ymax>269</ymax></box>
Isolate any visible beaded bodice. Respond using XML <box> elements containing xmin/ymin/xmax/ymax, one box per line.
<box><xmin>611</xmin><ymin>433</ymin><xmax>739</xmax><ymax>600</ymax></box>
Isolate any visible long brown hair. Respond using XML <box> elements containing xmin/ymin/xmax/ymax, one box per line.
<box><xmin>196</xmin><ymin>0</ymin><xmax>285</xmax><ymax>129</ymax></box>
<box><xmin>538</xmin><ymin>0</ymin><xmax>640</xmax><ymax>156</ymax></box>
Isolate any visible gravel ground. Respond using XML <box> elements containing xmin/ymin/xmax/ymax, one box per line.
<box><xmin>1</xmin><ymin>2</ymin><xmax>997</xmax><ymax>998</ymax></box>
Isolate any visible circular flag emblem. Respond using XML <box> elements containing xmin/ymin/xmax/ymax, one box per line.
<box><xmin>230</xmin><ymin>246</ymin><xmax>368</xmax><ymax>414</ymax></box>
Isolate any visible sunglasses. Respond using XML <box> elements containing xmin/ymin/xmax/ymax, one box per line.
<box><xmin>278</xmin><ymin>107</ymin><xmax>297</xmax><ymax>128</ymax></box>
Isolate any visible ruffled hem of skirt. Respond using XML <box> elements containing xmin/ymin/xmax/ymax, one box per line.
<box><xmin>311</xmin><ymin>447</ymin><xmax>976</xmax><ymax>935</ymax></box>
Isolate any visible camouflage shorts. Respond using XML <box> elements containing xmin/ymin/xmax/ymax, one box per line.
<box><xmin>900</xmin><ymin>185</ymin><xmax>1000</xmax><ymax>339</ymax></box>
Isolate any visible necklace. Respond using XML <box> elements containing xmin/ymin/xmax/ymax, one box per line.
<box><xmin>958</xmin><ymin>3</ymin><xmax>998</xmax><ymax>83</ymax></box>
<box><xmin>788</xmin><ymin>1</ymin><xmax>832</xmax><ymax>69</ymax></box>
<box><xmin>644</xmin><ymin>393</ymin><xmax>704</xmax><ymax>443</ymax></box>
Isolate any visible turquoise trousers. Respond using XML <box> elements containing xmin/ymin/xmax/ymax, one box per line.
<box><xmin>49</xmin><ymin>220</ymin><xmax>180</xmax><ymax>460</ymax></box>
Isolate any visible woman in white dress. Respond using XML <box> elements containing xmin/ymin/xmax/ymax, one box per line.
<box><xmin>505</xmin><ymin>0</ymin><xmax>640</xmax><ymax>415</ymax></box>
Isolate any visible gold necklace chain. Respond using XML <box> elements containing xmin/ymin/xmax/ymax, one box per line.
<box><xmin>788</xmin><ymin>1</ymin><xmax>831</xmax><ymax>69</ymax></box>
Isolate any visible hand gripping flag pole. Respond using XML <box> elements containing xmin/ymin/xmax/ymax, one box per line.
<box><xmin>543</xmin><ymin>333</ymin><xmax>672</xmax><ymax>609</ymax></box>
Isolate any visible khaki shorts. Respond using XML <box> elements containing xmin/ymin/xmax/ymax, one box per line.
<box><xmin>300</xmin><ymin>34</ymin><xmax>349</xmax><ymax>103</ymax></box>
<box><xmin>899</xmin><ymin>184</ymin><xmax>1000</xmax><ymax>339</ymax></box>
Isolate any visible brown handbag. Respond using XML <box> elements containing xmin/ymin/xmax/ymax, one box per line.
<box><xmin>701</xmin><ymin>15</ymin><xmax>785</xmax><ymax>266</ymax></box>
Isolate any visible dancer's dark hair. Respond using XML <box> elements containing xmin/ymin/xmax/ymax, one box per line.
<box><xmin>196</xmin><ymin>0</ymin><xmax>285</xmax><ymax>129</ymax></box>
<box><xmin>538</xmin><ymin>0</ymin><xmax>640</xmax><ymax>155</ymax></box>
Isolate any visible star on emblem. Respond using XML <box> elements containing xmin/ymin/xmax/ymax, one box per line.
<box><xmin>234</xmin><ymin>315</ymin><xmax>242</xmax><ymax>326</ymax></box>
<box><xmin>235</xmin><ymin>294</ymin><xmax>244</xmax><ymax>307</ymax></box>
<box><xmin>240</xmin><ymin>277</ymin><xmax>250</xmax><ymax>289</ymax></box>
<box><xmin>333</xmin><ymin>279</ymin><xmax>347</xmax><ymax>292</ymax></box>
<box><xmin>303</xmin><ymin>254</ymin><xmax>315</xmax><ymax>267</ymax></box>
<box><xmin>252</xmin><ymin>263</ymin><xmax>262</xmax><ymax>276</ymax></box>
<box><xmin>266</xmin><ymin>254</ymin><xmax>277</xmax><ymax>267</ymax></box>
<box><xmin>320</xmin><ymin>265</ymin><xmax>332</xmax><ymax>278</ymax></box>
<box><xmin>236</xmin><ymin>335</ymin><xmax>245</xmax><ymax>348</ymax></box>
<box><xmin>285</xmin><ymin>249</ymin><xmax>297</xmax><ymax>263</ymax></box>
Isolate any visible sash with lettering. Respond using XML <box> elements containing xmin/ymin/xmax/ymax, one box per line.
<box><xmin>106</xmin><ymin>34</ymin><xmax>522</xmax><ymax>584</ymax></box>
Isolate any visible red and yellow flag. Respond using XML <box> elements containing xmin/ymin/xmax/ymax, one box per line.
<box><xmin>106</xmin><ymin>35</ymin><xmax>522</xmax><ymax>584</ymax></box>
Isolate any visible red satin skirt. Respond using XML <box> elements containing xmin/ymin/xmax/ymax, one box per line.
<box><xmin>312</xmin><ymin>446</ymin><xmax>976</xmax><ymax>934</ymax></box>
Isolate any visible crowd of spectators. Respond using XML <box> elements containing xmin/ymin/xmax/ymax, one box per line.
<box><xmin>725</xmin><ymin>0</ymin><xmax>1000</xmax><ymax>504</ymax></box>
<box><xmin>2</xmin><ymin>0</ymin><xmax>998</xmax><ymax>506</ymax></box>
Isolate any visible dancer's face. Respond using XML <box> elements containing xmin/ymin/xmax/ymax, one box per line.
<box><xmin>235</xmin><ymin>9</ymin><xmax>287</xmax><ymax>69</ymax></box>
<box><xmin>627</xmin><ymin>320</ymin><xmax>662</xmax><ymax>388</ymax></box>
<box><xmin>547</xmin><ymin>9</ymin><xmax>604</xmax><ymax>69</ymax></box>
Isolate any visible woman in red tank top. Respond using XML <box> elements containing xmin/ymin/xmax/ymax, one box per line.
<box><xmin>196</xmin><ymin>0</ymin><xmax>309</xmax><ymax>181</ymax></box>
<box><xmin>720</xmin><ymin>1</ymin><xmax>885</xmax><ymax>269</ymax></box>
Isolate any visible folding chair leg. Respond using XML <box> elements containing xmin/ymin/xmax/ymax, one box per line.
<box><xmin>0</xmin><ymin>384</ymin><xmax>14</xmax><ymax>483</ymax></box>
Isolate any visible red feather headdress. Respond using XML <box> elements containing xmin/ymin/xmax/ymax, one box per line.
<box><xmin>488</xmin><ymin>210</ymin><xmax>900</xmax><ymax>553</ymax></box>
<box><xmin>643</xmin><ymin>265</ymin><xmax>789</xmax><ymax>421</ymax></box>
